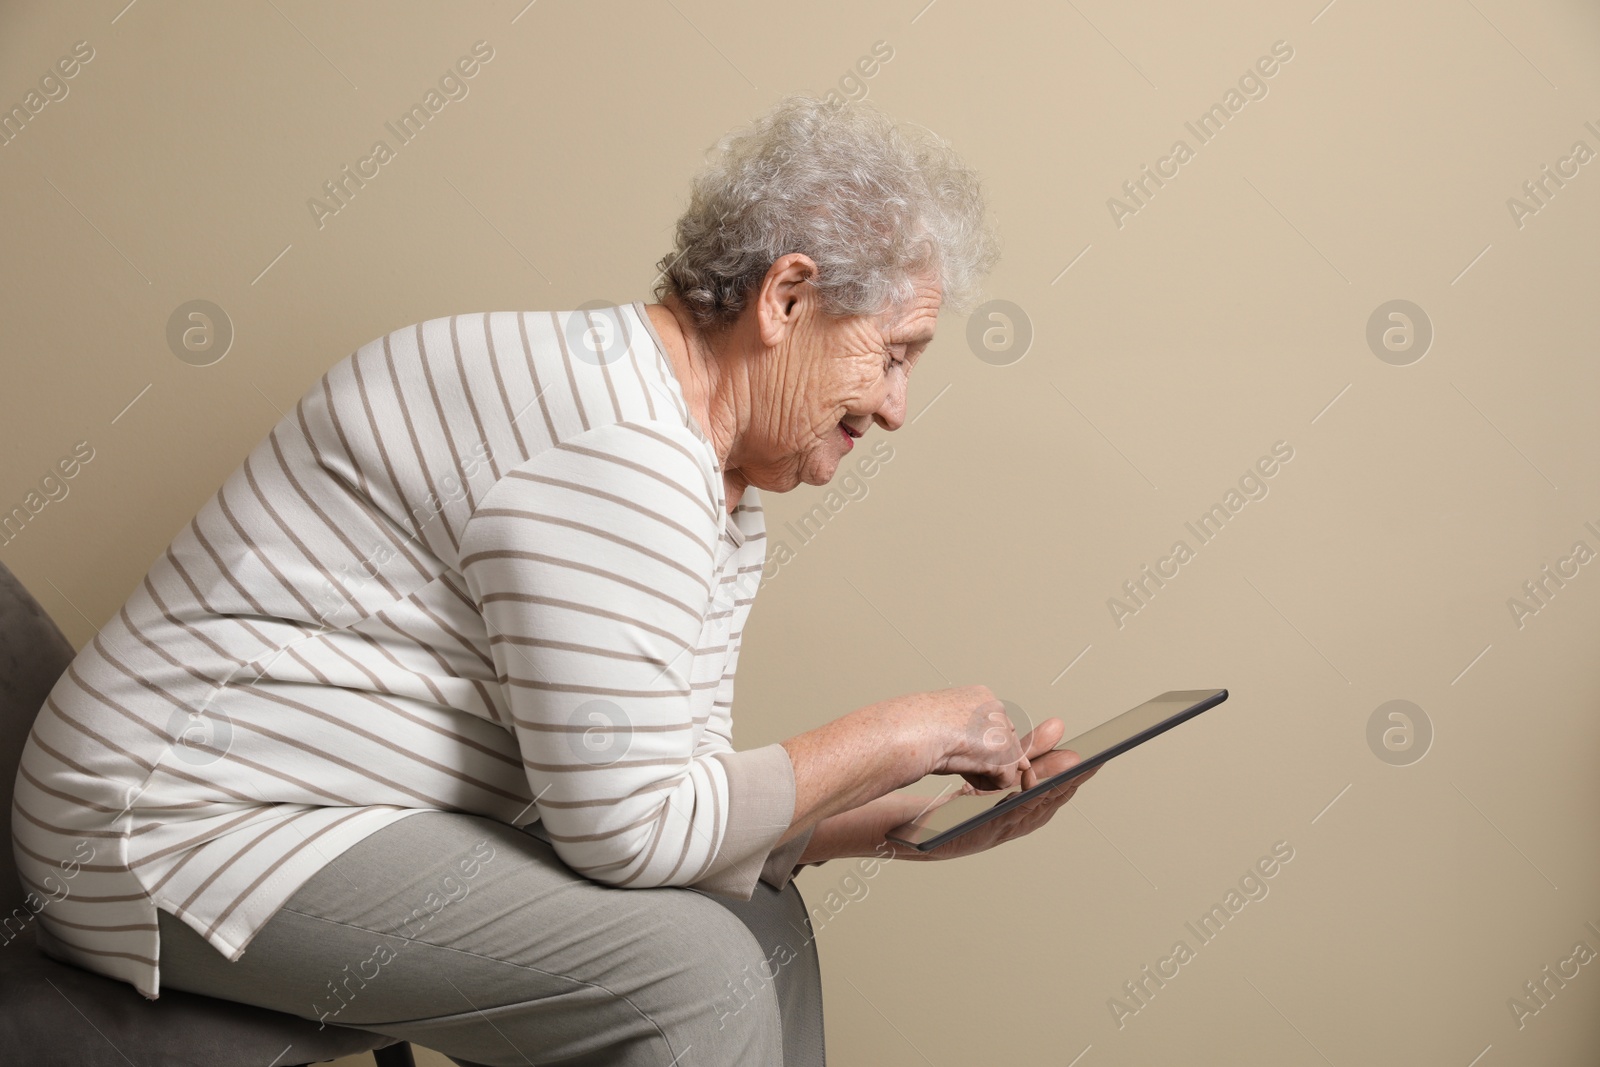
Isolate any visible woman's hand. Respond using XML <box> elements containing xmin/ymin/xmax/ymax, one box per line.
<box><xmin>878</xmin><ymin>684</ymin><xmax>1036</xmax><ymax>792</ymax></box>
<box><xmin>888</xmin><ymin>720</ymin><xmax>1100</xmax><ymax>862</ymax></box>
<box><xmin>780</xmin><ymin>684</ymin><xmax>1063</xmax><ymax>848</ymax></box>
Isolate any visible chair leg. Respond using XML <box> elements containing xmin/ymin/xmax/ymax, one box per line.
<box><xmin>373</xmin><ymin>1042</ymin><xmax>417</xmax><ymax>1067</ymax></box>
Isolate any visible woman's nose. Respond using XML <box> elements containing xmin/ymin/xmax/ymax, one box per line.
<box><xmin>874</xmin><ymin>376</ymin><xmax>908</xmax><ymax>431</ymax></box>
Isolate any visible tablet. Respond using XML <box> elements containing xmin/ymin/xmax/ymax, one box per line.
<box><xmin>884</xmin><ymin>688</ymin><xmax>1228</xmax><ymax>851</ymax></box>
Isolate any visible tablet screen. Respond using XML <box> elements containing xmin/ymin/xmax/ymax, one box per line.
<box><xmin>887</xmin><ymin>688</ymin><xmax>1227</xmax><ymax>850</ymax></box>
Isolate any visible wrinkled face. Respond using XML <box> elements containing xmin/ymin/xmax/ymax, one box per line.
<box><xmin>738</xmin><ymin>272</ymin><xmax>941</xmax><ymax>491</ymax></box>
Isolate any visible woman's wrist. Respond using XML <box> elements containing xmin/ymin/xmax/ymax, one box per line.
<box><xmin>797</xmin><ymin>791</ymin><xmax>939</xmax><ymax>864</ymax></box>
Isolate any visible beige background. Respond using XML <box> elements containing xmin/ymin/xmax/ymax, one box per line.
<box><xmin>4</xmin><ymin>0</ymin><xmax>1599</xmax><ymax>1063</ymax></box>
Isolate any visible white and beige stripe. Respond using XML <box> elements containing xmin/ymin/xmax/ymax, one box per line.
<box><xmin>12</xmin><ymin>303</ymin><xmax>796</xmax><ymax>999</ymax></box>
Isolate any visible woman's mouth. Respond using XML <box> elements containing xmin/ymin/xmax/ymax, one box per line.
<box><xmin>839</xmin><ymin>421</ymin><xmax>862</xmax><ymax>449</ymax></box>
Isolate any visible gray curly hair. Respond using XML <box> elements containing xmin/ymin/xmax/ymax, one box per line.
<box><xmin>652</xmin><ymin>95</ymin><xmax>1000</xmax><ymax>332</ymax></box>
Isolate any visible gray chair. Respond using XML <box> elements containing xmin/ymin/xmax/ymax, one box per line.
<box><xmin>0</xmin><ymin>561</ymin><xmax>416</xmax><ymax>1067</ymax></box>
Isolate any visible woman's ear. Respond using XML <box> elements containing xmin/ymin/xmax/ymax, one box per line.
<box><xmin>755</xmin><ymin>252</ymin><xmax>818</xmax><ymax>348</ymax></box>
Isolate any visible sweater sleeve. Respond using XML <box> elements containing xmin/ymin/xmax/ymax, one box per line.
<box><xmin>699</xmin><ymin>636</ymin><xmax>815</xmax><ymax>890</ymax></box>
<box><xmin>457</xmin><ymin>420</ymin><xmax>795</xmax><ymax>898</ymax></box>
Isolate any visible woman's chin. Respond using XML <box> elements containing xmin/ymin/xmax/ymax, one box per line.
<box><xmin>802</xmin><ymin>452</ymin><xmax>849</xmax><ymax>487</ymax></box>
<box><xmin>751</xmin><ymin>457</ymin><xmax>836</xmax><ymax>493</ymax></box>
<box><xmin>740</xmin><ymin>443</ymin><xmax>838</xmax><ymax>490</ymax></box>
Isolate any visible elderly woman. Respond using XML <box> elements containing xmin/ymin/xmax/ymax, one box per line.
<box><xmin>13</xmin><ymin>95</ymin><xmax>1095</xmax><ymax>1066</ymax></box>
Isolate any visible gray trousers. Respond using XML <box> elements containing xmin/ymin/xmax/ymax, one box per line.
<box><xmin>155</xmin><ymin>811</ymin><xmax>825</xmax><ymax>1066</ymax></box>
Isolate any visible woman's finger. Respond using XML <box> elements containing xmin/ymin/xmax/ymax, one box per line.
<box><xmin>1018</xmin><ymin>717</ymin><xmax>1065</xmax><ymax>760</ymax></box>
<box><xmin>1042</xmin><ymin>765</ymin><xmax>1097</xmax><ymax>805</ymax></box>
<box><xmin>1023</xmin><ymin>761</ymin><xmax>1095</xmax><ymax>811</ymax></box>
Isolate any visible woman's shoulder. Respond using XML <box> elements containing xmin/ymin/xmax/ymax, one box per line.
<box><xmin>307</xmin><ymin>302</ymin><xmax>708</xmax><ymax>466</ymax></box>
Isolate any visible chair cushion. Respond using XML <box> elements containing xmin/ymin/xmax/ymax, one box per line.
<box><xmin>0</xmin><ymin>561</ymin><xmax>78</xmax><ymax>913</ymax></box>
<box><xmin>0</xmin><ymin>939</ymin><xmax>391</xmax><ymax>1067</ymax></box>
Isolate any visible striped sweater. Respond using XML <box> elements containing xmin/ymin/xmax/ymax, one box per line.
<box><xmin>12</xmin><ymin>302</ymin><xmax>805</xmax><ymax>998</ymax></box>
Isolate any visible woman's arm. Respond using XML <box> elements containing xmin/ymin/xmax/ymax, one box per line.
<box><xmin>460</xmin><ymin>420</ymin><xmax>798</xmax><ymax>898</ymax></box>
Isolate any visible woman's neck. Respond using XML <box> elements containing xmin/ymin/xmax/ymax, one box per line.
<box><xmin>644</xmin><ymin>300</ymin><xmax>749</xmax><ymax>515</ymax></box>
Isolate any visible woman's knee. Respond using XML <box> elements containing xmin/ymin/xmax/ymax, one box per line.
<box><xmin>634</xmin><ymin>890</ymin><xmax>783</xmax><ymax>1049</ymax></box>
